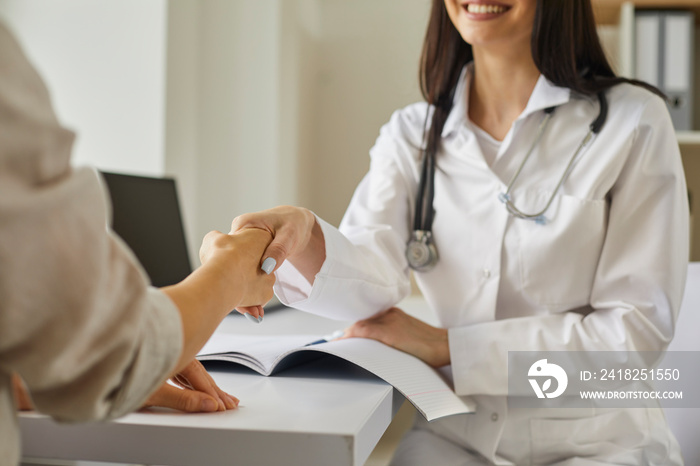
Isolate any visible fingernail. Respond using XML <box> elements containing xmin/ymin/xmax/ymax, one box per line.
<box><xmin>201</xmin><ymin>399</ymin><xmax>217</xmax><ymax>411</ymax></box>
<box><xmin>227</xmin><ymin>396</ymin><xmax>239</xmax><ymax>408</ymax></box>
<box><xmin>261</xmin><ymin>257</ymin><xmax>276</xmax><ymax>275</ymax></box>
<box><xmin>218</xmin><ymin>399</ymin><xmax>226</xmax><ymax>411</ymax></box>
<box><xmin>245</xmin><ymin>313</ymin><xmax>259</xmax><ymax>324</ymax></box>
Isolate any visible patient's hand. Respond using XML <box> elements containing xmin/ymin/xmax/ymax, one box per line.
<box><xmin>199</xmin><ymin>228</ymin><xmax>276</xmax><ymax>310</ymax></box>
<box><xmin>142</xmin><ymin>359</ymin><xmax>238</xmax><ymax>412</ymax></box>
<box><xmin>12</xmin><ymin>373</ymin><xmax>32</xmax><ymax>411</ymax></box>
<box><xmin>13</xmin><ymin>361</ymin><xmax>238</xmax><ymax>414</ymax></box>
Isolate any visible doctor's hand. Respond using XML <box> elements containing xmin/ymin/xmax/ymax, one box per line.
<box><xmin>343</xmin><ymin>307</ymin><xmax>450</xmax><ymax>368</ymax></box>
<box><xmin>142</xmin><ymin>359</ymin><xmax>238</xmax><ymax>413</ymax></box>
<box><xmin>229</xmin><ymin>206</ymin><xmax>325</xmax><ymax>282</ymax></box>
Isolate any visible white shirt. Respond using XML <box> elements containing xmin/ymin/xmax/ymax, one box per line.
<box><xmin>275</xmin><ymin>65</ymin><xmax>687</xmax><ymax>463</ymax></box>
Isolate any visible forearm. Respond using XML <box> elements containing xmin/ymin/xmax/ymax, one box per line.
<box><xmin>162</xmin><ymin>263</ymin><xmax>241</xmax><ymax>373</ymax></box>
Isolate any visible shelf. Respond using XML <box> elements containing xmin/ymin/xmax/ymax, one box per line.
<box><xmin>592</xmin><ymin>0</ymin><xmax>700</xmax><ymax>25</ymax></box>
<box><xmin>678</xmin><ymin>131</ymin><xmax>700</xmax><ymax>145</ymax></box>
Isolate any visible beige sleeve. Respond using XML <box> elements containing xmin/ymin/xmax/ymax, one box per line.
<box><xmin>0</xmin><ymin>23</ymin><xmax>183</xmax><ymax>422</ymax></box>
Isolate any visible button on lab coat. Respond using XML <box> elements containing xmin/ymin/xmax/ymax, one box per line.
<box><xmin>275</xmin><ymin>67</ymin><xmax>687</xmax><ymax>464</ymax></box>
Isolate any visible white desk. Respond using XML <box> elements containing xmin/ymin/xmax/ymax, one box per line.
<box><xmin>19</xmin><ymin>299</ymin><xmax>431</xmax><ymax>466</ymax></box>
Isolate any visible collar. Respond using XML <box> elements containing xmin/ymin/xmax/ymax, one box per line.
<box><xmin>441</xmin><ymin>63</ymin><xmax>572</xmax><ymax>138</ymax></box>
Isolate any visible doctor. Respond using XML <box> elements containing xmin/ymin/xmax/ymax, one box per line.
<box><xmin>234</xmin><ymin>0</ymin><xmax>687</xmax><ymax>464</ymax></box>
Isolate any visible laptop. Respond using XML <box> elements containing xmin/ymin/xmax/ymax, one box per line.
<box><xmin>101</xmin><ymin>171</ymin><xmax>282</xmax><ymax>310</ymax></box>
<box><xmin>101</xmin><ymin>172</ymin><xmax>192</xmax><ymax>288</ymax></box>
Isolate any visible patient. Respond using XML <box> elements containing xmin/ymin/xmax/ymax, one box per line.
<box><xmin>0</xmin><ymin>22</ymin><xmax>274</xmax><ymax>466</ymax></box>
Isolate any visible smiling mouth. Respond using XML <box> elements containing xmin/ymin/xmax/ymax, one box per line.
<box><xmin>463</xmin><ymin>3</ymin><xmax>510</xmax><ymax>14</ymax></box>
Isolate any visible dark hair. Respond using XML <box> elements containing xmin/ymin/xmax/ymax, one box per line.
<box><xmin>418</xmin><ymin>0</ymin><xmax>663</xmax><ymax>156</ymax></box>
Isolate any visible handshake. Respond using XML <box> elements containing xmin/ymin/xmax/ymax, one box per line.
<box><xmin>196</xmin><ymin>205</ymin><xmax>319</xmax><ymax>320</ymax></box>
<box><xmin>150</xmin><ymin>207</ymin><xmax>319</xmax><ymax>414</ymax></box>
<box><xmin>198</xmin><ymin>227</ymin><xmax>277</xmax><ymax>321</ymax></box>
<box><xmin>13</xmin><ymin>214</ymin><xmax>307</xmax><ymax>416</ymax></box>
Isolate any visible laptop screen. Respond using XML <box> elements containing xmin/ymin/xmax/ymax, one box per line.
<box><xmin>101</xmin><ymin>172</ymin><xmax>192</xmax><ymax>288</ymax></box>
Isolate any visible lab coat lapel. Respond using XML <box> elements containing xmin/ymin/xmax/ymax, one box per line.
<box><xmin>491</xmin><ymin>76</ymin><xmax>573</xmax><ymax>187</ymax></box>
<box><xmin>519</xmin><ymin>75</ymin><xmax>571</xmax><ymax>119</ymax></box>
<box><xmin>442</xmin><ymin>66</ymin><xmax>572</xmax><ymax>177</ymax></box>
<box><xmin>441</xmin><ymin>64</ymin><xmax>491</xmax><ymax>170</ymax></box>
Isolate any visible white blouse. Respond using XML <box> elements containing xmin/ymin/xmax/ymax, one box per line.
<box><xmin>470</xmin><ymin>119</ymin><xmax>502</xmax><ymax>167</ymax></box>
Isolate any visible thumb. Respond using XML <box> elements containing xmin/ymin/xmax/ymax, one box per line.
<box><xmin>12</xmin><ymin>374</ymin><xmax>33</xmax><ymax>411</ymax></box>
<box><xmin>260</xmin><ymin>238</ymin><xmax>292</xmax><ymax>275</ymax></box>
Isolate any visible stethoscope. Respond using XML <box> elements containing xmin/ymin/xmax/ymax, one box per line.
<box><xmin>406</xmin><ymin>91</ymin><xmax>608</xmax><ymax>272</ymax></box>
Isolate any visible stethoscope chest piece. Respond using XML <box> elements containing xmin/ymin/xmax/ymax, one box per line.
<box><xmin>406</xmin><ymin>230</ymin><xmax>438</xmax><ymax>272</ymax></box>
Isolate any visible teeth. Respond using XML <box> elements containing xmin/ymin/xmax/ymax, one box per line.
<box><xmin>467</xmin><ymin>3</ymin><xmax>506</xmax><ymax>14</ymax></box>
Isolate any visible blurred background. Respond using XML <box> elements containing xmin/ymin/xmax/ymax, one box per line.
<box><xmin>0</xmin><ymin>0</ymin><xmax>430</xmax><ymax>265</ymax></box>
<box><xmin>6</xmin><ymin>2</ymin><xmax>700</xmax><ymax>466</ymax></box>
<box><xmin>2</xmin><ymin>0</ymin><xmax>699</xmax><ymax>264</ymax></box>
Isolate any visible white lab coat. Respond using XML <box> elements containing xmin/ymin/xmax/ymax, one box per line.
<box><xmin>275</xmin><ymin>66</ymin><xmax>687</xmax><ymax>465</ymax></box>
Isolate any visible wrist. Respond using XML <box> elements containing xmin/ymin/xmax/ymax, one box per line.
<box><xmin>288</xmin><ymin>213</ymin><xmax>326</xmax><ymax>284</ymax></box>
<box><xmin>172</xmin><ymin>255</ymin><xmax>245</xmax><ymax>313</ymax></box>
<box><xmin>289</xmin><ymin>208</ymin><xmax>317</xmax><ymax>259</ymax></box>
<box><xmin>198</xmin><ymin>255</ymin><xmax>247</xmax><ymax>309</ymax></box>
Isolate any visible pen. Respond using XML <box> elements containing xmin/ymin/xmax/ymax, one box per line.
<box><xmin>245</xmin><ymin>313</ymin><xmax>263</xmax><ymax>324</ymax></box>
<box><xmin>304</xmin><ymin>330</ymin><xmax>345</xmax><ymax>347</ymax></box>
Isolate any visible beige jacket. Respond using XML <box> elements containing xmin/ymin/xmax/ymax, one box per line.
<box><xmin>0</xmin><ymin>24</ymin><xmax>183</xmax><ymax>466</ymax></box>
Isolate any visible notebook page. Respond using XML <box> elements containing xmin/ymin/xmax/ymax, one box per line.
<box><xmin>198</xmin><ymin>333</ymin><xmax>318</xmax><ymax>374</ymax></box>
<box><xmin>305</xmin><ymin>338</ymin><xmax>475</xmax><ymax>421</ymax></box>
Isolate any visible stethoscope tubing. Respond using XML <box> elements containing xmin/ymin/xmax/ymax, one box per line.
<box><xmin>408</xmin><ymin>91</ymin><xmax>608</xmax><ymax>270</ymax></box>
<box><xmin>500</xmin><ymin>121</ymin><xmax>595</xmax><ymax>223</ymax></box>
<box><xmin>499</xmin><ymin>92</ymin><xmax>607</xmax><ymax>223</ymax></box>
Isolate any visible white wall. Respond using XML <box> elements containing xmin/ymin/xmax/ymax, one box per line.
<box><xmin>165</xmin><ymin>0</ymin><xmax>428</xmax><ymax>254</ymax></box>
<box><xmin>307</xmin><ymin>0</ymin><xmax>428</xmax><ymax>225</ymax></box>
<box><xmin>192</xmin><ymin>0</ymin><xmax>283</xmax><ymax>232</ymax></box>
<box><xmin>0</xmin><ymin>0</ymin><xmax>167</xmax><ymax>176</ymax></box>
<box><xmin>0</xmin><ymin>0</ymin><xmax>431</xmax><ymax>261</ymax></box>
<box><xmin>166</xmin><ymin>0</ymin><xmax>292</xmax><ymax>257</ymax></box>
<box><xmin>164</xmin><ymin>0</ymin><xmax>201</xmax><ymax>260</ymax></box>
<box><xmin>166</xmin><ymin>0</ymin><xmax>430</xmax><ymax>249</ymax></box>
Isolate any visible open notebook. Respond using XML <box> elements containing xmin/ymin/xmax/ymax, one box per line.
<box><xmin>197</xmin><ymin>333</ymin><xmax>475</xmax><ymax>421</ymax></box>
